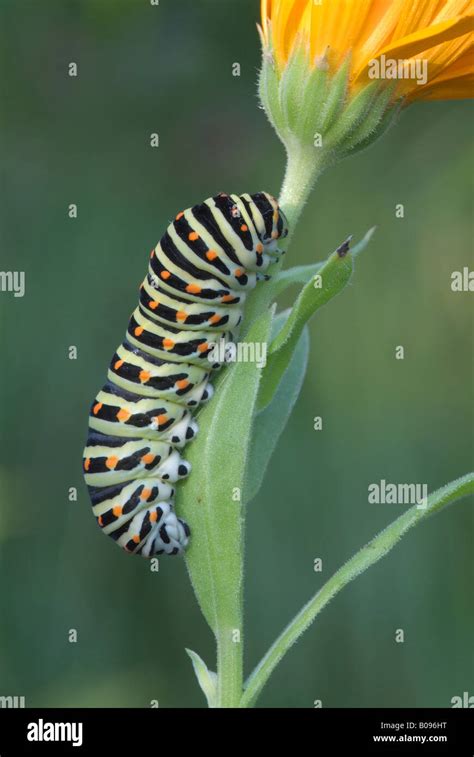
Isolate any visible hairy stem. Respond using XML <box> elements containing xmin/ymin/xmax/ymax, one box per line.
<box><xmin>213</xmin><ymin>143</ymin><xmax>325</xmax><ymax>704</ymax></box>
<box><xmin>216</xmin><ymin>626</ymin><xmax>243</xmax><ymax>707</ymax></box>
<box><xmin>279</xmin><ymin>140</ymin><xmax>327</xmax><ymax>230</ymax></box>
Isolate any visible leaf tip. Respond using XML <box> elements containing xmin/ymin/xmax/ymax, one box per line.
<box><xmin>352</xmin><ymin>226</ymin><xmax>376</xmax><ymax>257</ymax></box>
<box><xmin>336</xmin><ymin>235</ymin><xmax>353</xmax><ymax>257</ymax></box>
<box><xmin>185</xmin><ymin>648</ymin><xmax>218</xmax><ymax>708</ymax></box>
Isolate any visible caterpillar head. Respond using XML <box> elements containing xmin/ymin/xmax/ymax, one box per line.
<box><xmin>248</xmin><ymin>191</ymin><xmax>289</xmax><ymax>247</ymax></box>
<box><xmin>215</xmin><ymin>191</ymin><xmax>288</xmax><ymax>247</ymax></box>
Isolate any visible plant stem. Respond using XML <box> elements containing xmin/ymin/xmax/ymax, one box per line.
<box><xmin>188</xmin><ymin>143</ymin><xmax>327</xmax><ymax>706</ymax></box>
<box><xmin>213</xmin><ymin>140</ymin><xmax>323</xmax><ymax>701</ymax></box>
<box><xmin>213</xmin><ymin>143</ymin><xmax>326</xmax><ymax>702</ymax></box>
<box><xmin>279</xmin><ymin>140</ymin><xmax>327</xmax><ymax>231</ymax></box>
<box><xmin>216</xmin><ymin>625</ymin><xmax>244</xmax><ymax>707</ymax></box>
<box><xmin>240</xmin><ymin>472</ymin><xmax>474</xmax><ymax>708</ymax></box>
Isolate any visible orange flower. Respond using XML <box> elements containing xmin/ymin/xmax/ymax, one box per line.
<box><xmin>260</xmin><ymin>0</ymin><xmax>474</xmax><ymax>101</ymax></box>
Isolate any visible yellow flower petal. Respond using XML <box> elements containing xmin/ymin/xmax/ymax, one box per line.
<box><xmin>410</xmin><ymin>46</ymin><xmax>474</xmax><ymax>98</ymax></box>
<box><xmin>356</xmin><ymin>13</ymin><xmax>474</xmax><ymax>81</ymax></box>
<box><xmin>261</xmin><ymin>0</ymin><xmax>474</xmax><ymax>103</ymax></box>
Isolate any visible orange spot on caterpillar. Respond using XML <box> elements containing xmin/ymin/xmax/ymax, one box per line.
<box><xmin>176</xmin><ymin>310</ymin><xmax>187</xmax><ymax>322</ymax></box>
<box><xmin>114</xmin><ymin>359</ymin><xmax>124</xmax><ymax>370</ymax></box>
<box><xmin>140</xmin><ymin>488</ymin><xmax>152</xmax><ymax>501</ymax></box>
<box><xmin>206</xmin><ymin>250</ymin><xmax>218</xmax><ymax>261</ymax></box>
<box><xmin>161</xmin><ymin>271</ymin><xmax>171</xmax><ymax>280</ymax></box>
<box><xmin>241</xmin><ymin>224</ymin><xmax>248</xmax><ymax>232</ymax></box>
<box><xmin>106</xmin><ymin>456</ymin><xmax>119</xmax><ymax>470</ymax></box>
<box><xmin>176</xmin><ymin>379</ymin><xmax>189</xmax><ymax>390</ymax></box>
<box><xmin>150</xmin><ymin>249</ymin><xmax>155</xmax><ymax>258</ymax></box>
<box><xmin>141</xmin><ymin>453</ymin><xmax>155</xmax><ymax>465</ymax></box>
<box><xmin>155</xmin><ymin>414</ymin><xmax>168</xmax><ymax>426</ymax></box>
<box><xmin>116</xmin><ymin>408</ymin><xmax>131</xmax><ymax>422</ymax></box>
<box><xmin>134</xmin><ymin>326</ymin><xmax>144</xmax><ymax>337</ymax></box>
<box><xmin>209</xmin><ymin>314</ymin><xmax>221</xmax><ymax>324</ymax></box>
<box><xmin>175</xmin><ymin>211</ymin><xmax>184</xmax><ymax>220</ymax></box>
<box><xmin>84</xmin><ymin>458</ymin><xmax>91</xmax><ymax>471</ymax></box>
<box><xmin>256</xmin><ymin>243</ymin><xmax>264</xmax><ymax>254</ymax></box>
<box><xmin>93</xmin><ymin>402</ymin><xmax>102</xmax><ymax>415</ymax></box>
<box><xmin>188</xmin><ymin>231</ymin><xmax>199</xmax><ymax>241</ymax></box>
<box><xmin>186</xmin><ymin>283</ymin><xmax>201</xmax><ymax>294</ymax></box>
<box><xmin>271</xmin><ymin>230</ymin><xmax>279</xmax><ymax>239</ymax></box>
<box><xmin>149</xmin><ymin>300</ymin><xmax>159</xmax><ymax>310</ymax></box>
<box><xmin>98</xmin><ymin>516</ymin><xmax>103</xmax><ymax>527</ymax></box>
<box><xmin>221</xmin><ymin>294</ymin><xmax>234</xmax><ymax>303</ymax></box>
<box><xmin>163</xmin><ymin>337</ymin><xmax>174</xmax><ymax>349</ymax></box>
<box><xmin>198</xmin><ymin>342</ymin><xmax>209</xmax><ymax>353</ymax></box>
<box><xmin>235</xmin><ymin>268</ymin><xmax>245</xmax><ymax>277</ymax></box>
<box><xmin>132</xmin><ymin>534</ymin><xmax>140</xmax><ymax>544</ymax></box>
<box><xmin>150</xmin><ymin>510</ymin><xmax>158</xmax><ymax>522</ymax></box>
<box><xmin>113</xmin><ymin>505</ymin><xmax>123</xmax><ymax>517</ymax></box>
<box><xmin>139</xmin><ymin>370</ymin><xmax>151</xmax><ymax>383</ymax></box>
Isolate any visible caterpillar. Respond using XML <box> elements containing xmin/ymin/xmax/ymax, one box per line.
<box><xmin>83</xmin><ymin>192</ymin><xmax>288</xmax><ymax>557</ymax></box>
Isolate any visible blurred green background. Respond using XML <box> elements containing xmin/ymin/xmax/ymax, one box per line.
<box><xmin>0</xmin><ymin>0</ymin><xmax>472</xmax><ymax>709</ymax></box>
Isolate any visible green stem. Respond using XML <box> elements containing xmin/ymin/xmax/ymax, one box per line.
<box><xmin>216</xmin><ymin>626</ymin><xmax>243</xmax><ymax>707</ymax></box>
<box><xmin>186</xmin><ymin>141</ymin><xmax>338</xmax><ymax>706</ymax></box>
<box><xmin>211</xmin><ymin>148</ymin><xmax>324</xmax><ymax>704</ymax></box>
<box><xmin>279</xmin><ymin>139</ymin><xmax>327</xmax><ymax>230</ymax></box>
<box><xmin>240</xmin><ymin>472</ymin><xmax>474</xmax><ymax>708</ymax></box>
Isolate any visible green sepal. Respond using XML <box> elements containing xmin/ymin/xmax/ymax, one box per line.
<box><xmin>319</xmin><ymin>55</ymin><xmax>351</xmax><ymax>134</ymax></box>
<box><xmin>325</xmin><ymin>80</ymin><xmax>380</xmax><ymax>150</ymax></box>
<box><xmin>339</xmin><ymin>91</ymin><xmax>402</xmax><ymax>157</ymax></box>
<box><xmin>296</xmin><ymin>63</ymin><xmax>329</xmax><ymax>144</ymax></box>
<box><xmin>278</xmin><ymin>38</ymin><xmax>311</xmax><ymax>134</ymax></box>
<box><xmin>259</xmin><ymin>51</ymin><xmax>287</xmax><ymax>138</ymax></box>
<box><xmin>258</xmin><ymin>24</ymin><xmax>287</xmax><ymax>140</ymax></box>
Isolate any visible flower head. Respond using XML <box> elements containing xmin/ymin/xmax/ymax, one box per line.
<box><xmin>259</xmin><ymin>0</ymin><xmax>473</xmax><ymax>101</ymax></box>
<box><xmin>258</xmin><ymin>0</ymin><xmax>473</xmax><ymax>168</ymax></box>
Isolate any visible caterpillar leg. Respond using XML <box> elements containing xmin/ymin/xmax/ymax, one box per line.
<box><xmin>141</xmin><ymin>505</ymin><xmax>190</xmax><ymax>557</ymax></box>
<box><xmin>115</xmin><ymin>500</ymin><xmax>190</xmax><ymax>557</ymax></box>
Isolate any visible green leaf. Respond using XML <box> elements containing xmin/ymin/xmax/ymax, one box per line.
<box><xmin>258</xmin><ymin>246</ymin><xmax>349</xmax><ymax>408</ymax></box>
<box><xmin>267</xmin><ymin>261</ymin><xmax>325</xmax><ymax>300</ymax></box>
<box><xmin>258</xmin><ymin>228</ymin><xmax>375</xmax><ymax>410</ymax></box>
<box><xmin>240</xmin><ymin>471</ymin><xmax>474</xmax><ymax>708</ymax></box>
<box><xmin>241</xmin><ymin>261</ymin><xmax>324</xmax><ymax>336</ymax></box>
<box><xmin>185</xmin><ymin>649</ymin><xmax>218</xmax><ymax>708</ymax></box>
<box><xmin>245</xmin><ymin>311</ymin><xmax>309</xmax><ymax>504</ymax></box>
<box><xmin>177</xmin><ymin>307</ymin><xmax>273</xmax><ymax>649</ymax></box>
<box><xmin>269</xmin><ymin>248</ymin><xmax>352</xmax><ymax>356</ymax></box>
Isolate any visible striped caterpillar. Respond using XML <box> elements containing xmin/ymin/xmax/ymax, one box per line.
<box><xmin>83</xmin><ymin>192</ymin><xmax>288</xmax><ymax>557</ymax></box>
